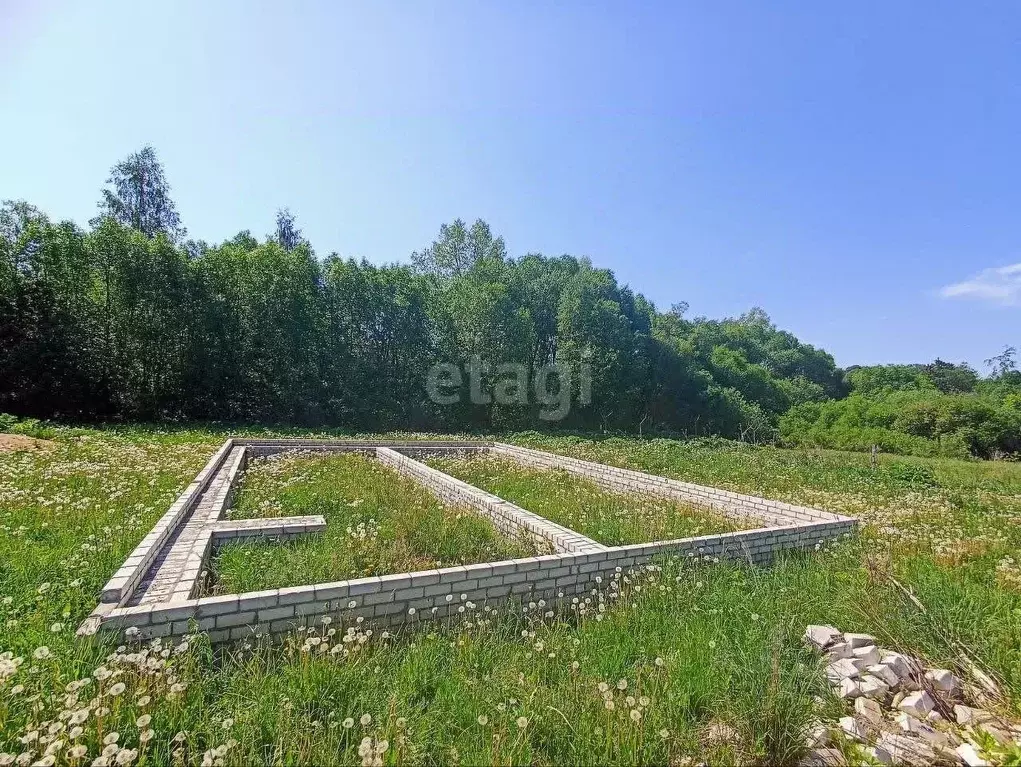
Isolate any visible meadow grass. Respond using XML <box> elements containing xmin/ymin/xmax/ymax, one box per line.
<box><xmin>1</xmin><ymin>426</ymin><xmax>1020</xmax><ymax>765</ymax></box>
<box><xmin>426</xmin><ymin>454</ymin><xmax>745</xmax><ymax>546</ymax></box>
<box><xmin>210</xmin><ymin>451</ymin><xmax>534</xmax><ymax>594</ymax></box>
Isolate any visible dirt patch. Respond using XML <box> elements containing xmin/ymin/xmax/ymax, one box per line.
<box><xmin>0</xmin><ymin>433</ymin><xmax>55</xmax><ymax>453</ymax></box>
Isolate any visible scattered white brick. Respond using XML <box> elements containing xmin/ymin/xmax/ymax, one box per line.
<box><xmin>955</xmin><ymin>743</ymin><xmax>991</xmax><ymax>767</ymax></box>
<box><xmin>837</xmin><ymin>677</ymin><xmax>862</xmax><ymax>700</ymax></box>
<box><xmin>866</xmin><ymin>663</ymin><xmax>900</xmax><ymax>688</ymax></box>
<box><xmin>805</xmin><ymin>625</ymin><xmax>842</xmax><ymax>650</ymax></box>
<box><xmin>898</xmin><ymin>690</ymin><xmax>935</xmax><ymax>718</ymax></box>
<box><xmin>844</xmin><ymin>632</ymin><xmax>876</xmax><ymax>649</ymax></box>
<box><xmin>925</xmin><ymin>668</ymin><xmax>962</xmax><ymax>695</ymax></box>
<box><xmin>858</xmin><ymin>674</ymin><xmax>890</xmax><ymax>701</ymax></box>
<box><xmin>826</xmin><ymin>658</ymin><xmax>862</xmax><ymax>682</ymax></box>
<box><xmin>954</xmin><ymin>705</ymin><xmax>993</xmax><ymax>727</ymax></box>
<box><xmin>852</xmin><ymin>645</ymin><xmax>881</xmax><ymax>666</ymax></box>
<box><xmin>838</xmin><ymin>716</ymin><xmax>866</xmax><ymax>741</ymax></box>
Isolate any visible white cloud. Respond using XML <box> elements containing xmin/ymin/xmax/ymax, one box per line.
<box><xmin>939</xmin><ymin>262</ymin><xmax>1021</xmax><ymax>305</ymax></box>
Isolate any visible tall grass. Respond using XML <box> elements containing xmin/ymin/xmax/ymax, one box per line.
<box><xmin>210</xmin><ymin>452</ymin><xmax>534</xmax><ymax>594</ymax></box>
<box><xmin>1</xmin><ymin>427</ymin><xmax>1020</xmax><ymax>765</ymax></box>
<box><xmin>428</xmin><ymin>454</ymin><xmax>744</xmax><ymax>545</ymax></box>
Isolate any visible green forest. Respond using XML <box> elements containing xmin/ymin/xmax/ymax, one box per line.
<box><xmin>2</xmin><ymin>147</ymin><xmax>1018</xmax><ymax>459</ymax></box>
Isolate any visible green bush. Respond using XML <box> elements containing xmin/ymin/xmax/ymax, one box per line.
<box><xmin>0</xmin><ymin>412</ymin><xmax>55</xmax><ymax>439</ymax></box>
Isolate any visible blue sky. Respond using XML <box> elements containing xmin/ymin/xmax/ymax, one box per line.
<box><xmin>3</xmin><ymin>1</ymin><xmax>1019</xmax><ymax>371</ymax></box>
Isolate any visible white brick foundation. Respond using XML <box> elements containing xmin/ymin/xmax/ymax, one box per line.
<box><xmin>78</xmin><ymin>439</ymin><xmax>857</xmax><ymax>642</ymax></box>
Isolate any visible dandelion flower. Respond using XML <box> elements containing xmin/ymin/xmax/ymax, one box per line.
<box><xmin>342</xmin><ymin>718</ymin><xmax>354</xmax><ymax>729</ymax></box>
<box><xmin>659</xmin><ymin>728</ymin><xmax>670</xmax><ymax>739</ymax></box>
<box><xmin>629</xmin><ymin>709</ymin><xmax>642</xmax><ymax>723</ymax></box>
<box><xmin>360</xmin><ymin>714</ymin><xmax>372</xmax><ymax>726</ymax></box>
<box><xmin>516</xmin><ymin>717</ymin><xmax>528</xmax><ymax>730</ymax></box>
<box><xmin>107</xmin><ymin>682</ymin><xmax>126</xmax><ymax>697</ymax></box>
<box><xmin>135</xmin><ymin>715</ymin><xmax>151</xmax><ymax>729</ymax></box>
<box><xmin>616</xmin><ymin>679</ymin><xmax>628</xmax><ymax>691</ymax></box>
<box><xmin>477</xmin><ymin>715</ymin><xmax>488</xmax><ymax>726</ymax></box>
<box><xmin>32</xmin><ymin>647</ymin><xmax>51</xmax><ymax>661</ymax></box>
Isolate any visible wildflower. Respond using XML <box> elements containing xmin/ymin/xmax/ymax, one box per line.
<box><xmin>135</xmin><ymin>695</ymin><xmax>150</xmax><ymax>707</ymax></box>
<box><xmin>342</xmin><ymin>718</ymin><xmax>354</xmax><ymax>729</ymax></box>
<box><xmin>68</xmin><ymin>746</ymin><xmax>88</xmax><ymax>759</ymax></box>
<box><xmin>630</xmin><ymin>709</ymin><xmax>642</xmax><ymax>723</ymax></box>
<box><xmin>477</xmin><ymin>715</ymin><xmax>488</xmax><ymax>726</ymax></box>
<box><xmin>347</xmin><ymin>601</ymin><xmax>357</xmax><ymax>609</ymax></box>
<box><xmin>107</xmin><ymin>683</ymin><xmax>126</xmax><ymax>697</ymax></box>
<box><xmin>654</xmin><ymin>657</ymin><xmax>665</xmax><ymax>667</ymax></box>
<box><xmin>639</xmin><ymin>696</ymin><xmax>650</xmax><ymax>707</ymax></box>
<box><xmin>135</xmin><ymin>715</ymin><xmax>151</xmax><ymax>729</ymax></box>
<box><xmin>659</xmin><ymin>728</ymin><xmax>670</xmax><ymax>739</ymax></box>
<box><xmin>597</xmin><ymin>682</ymin><xmax>609</xmax><ymax>693</ymax></box>
<box><xmin>49</xmin><ymin>623</ymin><xmax>63</xmax><ymax>633</ymax></box>
<box><xmin>395</xmin><ymin>717</ymin><xmax>407</xmax><ymax>729</ymax></box>
<box><xmin>407</xmin><ymin>607</ymin><xmax>416</xmax><ymax>615</ymax></box>
<box><xmin>360</xmin><ymin>714</ymin><xmax>372</xmax><ymax>726</ymax></box>
<box><xmin>516</xmin><ymin>717</ymin><xmax>528</xmax><ymax>730</ymax></box>
<box><xmin>616</xmin><ymin>679</ymin><xmax>628</xmax><ymax>690</ymax></box>
<box><xmin>32</xmin><ymin>647</ymin><xmax>51</xmax><ymax>661</ymax></box>
<box><xmin>604</xmin><ymin>700</ymin><xmax>615</xmax><ymax>711</ymax></box>
<box><xmin>102</xmin><ymin>734</ymin><xmax>118</xmax><ymax>746</ymax></box>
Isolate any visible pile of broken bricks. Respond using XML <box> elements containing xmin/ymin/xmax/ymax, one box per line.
<box><xmin>802</xmin><ymin>625</ymin><xmax>1021</xmax><ymax>766</ymax></box>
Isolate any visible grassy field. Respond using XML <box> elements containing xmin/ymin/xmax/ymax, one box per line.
<box><xmin>1</xmin><ymin>427</ymin><xmax>1020</xmax><ymax>765</ymax></box>
<box><xmin>210</xmin><ymin>451</ymin><xmax>534</xmax><ymax>595</ymax></box>
<box><xmin>426</xmin><ymin>454</ymin><xmax>745</xmax><ymax>545</ymax></box>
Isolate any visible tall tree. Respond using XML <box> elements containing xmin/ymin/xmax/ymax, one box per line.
<box><xmin>412</xmin><ymin>219</ymin><xmax>506</xmax><ymax>278</ymax></box>
<box><xmin>93</xmin><ymin>146</ymin><xmax>185</xmax><ymax>241</ymax></box>
<box><xmin>274</xmin><ymin>208</ymin><xmax>304</xmax><ymax>252</ymax></box>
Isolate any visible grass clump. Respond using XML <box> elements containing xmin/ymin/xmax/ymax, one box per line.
<box><xmin>210</xmin><ymin>451</ymin><xmax>534</xmax><ymax>594</ymax></box>
<box><xmin>428</xmin><ymin>454</ymin><xmax>745</xmax><ymax>546</ymax></box>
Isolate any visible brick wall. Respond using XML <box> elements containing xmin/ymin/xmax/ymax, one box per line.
<box><xmin>492</xmin><ymin>443</ymin><xmax>841</xmax><ymax>527</ymax></box>
<box><xmin>94</xmin><ymin>517</ymin><xmax>856</xmax><ymax>644</ymax></box>
<box><xmin>80</xmin><ymin>438</ymin><xmax>857</xmax><ymax>645</ymax></box>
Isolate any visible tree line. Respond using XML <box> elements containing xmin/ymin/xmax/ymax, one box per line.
<box><xmin>2</xmin><ymin>147</ymin><xmax>1017</xmax><ymax>457</ymax></box>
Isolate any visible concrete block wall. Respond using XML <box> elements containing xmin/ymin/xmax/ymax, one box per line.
<box><xmin>492</xmin><ymin>442</ymin><xmax>842</xmax><ymax>527</ymax></box>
